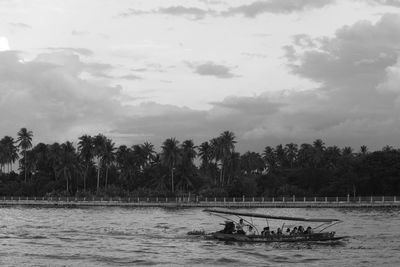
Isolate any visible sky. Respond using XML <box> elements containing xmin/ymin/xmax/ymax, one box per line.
<box><xmin>1</xmin><ymin>0</ymin><xmax>400</xmax><ymax>152</ymax></box>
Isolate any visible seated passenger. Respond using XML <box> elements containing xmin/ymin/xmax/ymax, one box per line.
<box><xmin>298</xmin><ymin>226</ymin><xmax>304</xmax><ymax>234</ymax></box>
<box><xmin>247</xmin><ymin>226</ymin><xmax>256</xmax><ymax>236</ymax></box>
<box><xmin>286</xmin><ymin>228</ymin><xmax>291</xmax><ymax>235</ymax></box>
<box><xmin>277</xmin><ymin>228</ymin><xmax>283</xmax><ymax>236</ymax></box>
<box><xmin>304</xmin><ymin>226</ymin><xmax>313</xmax><ymax>234</ymax></box>
<box><xmin>261</xmin><ymin>227</ymin><xmax>270</xmax><ymax>236</ymax></box>
<box><xmin>221</xmin><ymin>221</ymin><xmax>235</xmax><ymax>234</ymax></box>
<box><xmin>290</xmin><ymin>227</ymin><xmax>298</xmax><ymax>235</ymax></box>
<box><xmin>236</xmin><ymin>219</ymin><xmax>246</xmax><ymax>235</ymax></box>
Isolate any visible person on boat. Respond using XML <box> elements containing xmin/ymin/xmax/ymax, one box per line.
<box><xmin>247</xmin><ymin>226</ymin><xmax>256</xmax><ymax>236</ymax></box>
<box><xmin>220</xmin><ymin>221</ymin><xmax>235</xmax><ymax>234</ymax></box>
<box><xmin>290</xmin><ymin>227</ymin><xmax>298</xmax><ymax>235</ymax></box>
<box><xmin>286</xmin><ymin>228</ymin><xmax>291</xmax><ymax>235</ymax></box>
<box><xmin>277</xmin><ymin>228</ymin><xmax>283</xmax><ymax>236</ymax></box>
<box><xmin>261</xmin><ymin>227</ymin><xmax>270</xmax><ymax>236</ymax></box>
<box><xmin>304</xmin><ymin>226</ymin><xmax>313</xmax><ymax>234</ymax></box>
<box><xmin>298</xmin><ymin>226</ymin><xmax>304</xmax><ymax>234</ymax></box>
<box><xmin>270</xmin><ymin>230</ymin><xmax>275</xmax><ymax>236</ymax></box>
<box><xmin>236</xmin><ymin>219</ymin><xmax>246</xmax><ymax>235</ymax></box>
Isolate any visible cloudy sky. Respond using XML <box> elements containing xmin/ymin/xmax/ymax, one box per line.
<box><xmin>1</xmin><ymin>0</ymin><xmax>400</xmax><ymax>152</ymax></box>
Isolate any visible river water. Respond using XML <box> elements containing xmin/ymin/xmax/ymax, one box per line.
<box><xmin>0</xmin><ymin>206</ymin><xmax>399</xmax><ymax>266</ymax></box>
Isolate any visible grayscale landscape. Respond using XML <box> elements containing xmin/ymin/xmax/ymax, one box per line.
<box><xmin>0</xmin><ymin>0</ymin><xmax>400</xmax><ymax>266</ymax></box>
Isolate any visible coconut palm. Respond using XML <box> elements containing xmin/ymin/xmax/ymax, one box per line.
<box><xmin>56</xmin><ymin>142</ymin><xmax>81</xmax><ymax>195</ymax></box>
<box><xmin>285</xmin><ymin>143</ymin><xmax>298</xmax><ymax>168</ymax></box>
<box><xmin>161</xmin><ymin>138</ymin><xmax>181</xmax><ymax>192</ymax></box>
<box><xmin>102</xmin><ymin>138</ymin><xmax>115</xmax><ymax>188</ymax></box>
<box><xmin>198</xmin><ymin>141</ymin><xmax>212</xmax><ymax>173</ymax></box>
<box><xmin>141</xmin><ymin>142</ymin><xmax>155</xmax><ymax>167</ymax></box>
<box><xmin>17</xmin><ymin>128</ymin><xmax>33</xmax><ymax>182</ymax></box>
<box><xmin>263</xmin><ymin>146</ymin><xmax>277</xmax><ymax>172</ymax></box>
<box><xmin>78</xmin><ymin>135</ymin><xmax>94</xmax><ymax>191</ymax></box>
<box><xmin>218</xmin><ymin>131</ymin><xmax>236</xmax><ymax>185</ymax></box>
<box><xmin>93</xmin><ymin>134</ymin><xmax>106</xmax><ymax>193</ymax></box>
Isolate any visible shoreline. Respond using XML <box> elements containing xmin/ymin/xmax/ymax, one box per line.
<box><xmin>0</xmin><ymin>199</ymin><xmax>399</xmax><ymax>208</ymax></box>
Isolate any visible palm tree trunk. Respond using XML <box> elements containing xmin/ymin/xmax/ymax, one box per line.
<box><xmin>171</xmin><ymin>164</ymin><xmax>174</xmax><ymax>193</ymax></box>
<box><xmin>24</xmin><ymin>150</ymin><xmax>27</xmax><ymax>182</ymax></box>
<box><xmin>105</xmin><ymin>166</ymin><xmax>109</xmax><ymax>188</ymax></box>
<box><xmin>96</xmin><ymin>166</ymin><xmax>100</xmax><ymax>194</ymax></box>
<box><xmin>65</xmin><ymin>169</ymin><xmax>69</xmax><ymax>195</ymax></box>
<box><xmin>83</xmin><ymin>165</ymin><xmax>88</xmax><ymax>191</ymax></box>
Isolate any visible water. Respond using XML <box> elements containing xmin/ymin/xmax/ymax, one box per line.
<box><xmin>0</xmin><ymin>207</ymin><xmax>399</xmax><ymax>266</ymax></box>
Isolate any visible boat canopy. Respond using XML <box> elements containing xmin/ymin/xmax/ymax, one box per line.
<box><xmin>204</xmin><ymin>208</ymin><xmax>341</xmax><ymax>223</ymax></box>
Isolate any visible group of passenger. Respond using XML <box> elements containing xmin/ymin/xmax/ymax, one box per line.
<box><xmin>220</xmin><ymin>219</ymin><xmax>314</xmax><ymax>237</ymax></box>
<box><xmin>260</xmin><ymin>225</ymin><xmax>313</xmax><ymax>237</ymax></box>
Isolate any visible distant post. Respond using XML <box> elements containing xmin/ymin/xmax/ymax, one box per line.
<box><xmin>347</xmin><ymin>194</ymin><xmax>350</xmax><ymax>203</ymax></box>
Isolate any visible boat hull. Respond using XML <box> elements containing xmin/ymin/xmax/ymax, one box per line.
<box><xmin>212</xmin><ymin>232</ymin><xmax>347</xmax><ymax>243</ymax></box>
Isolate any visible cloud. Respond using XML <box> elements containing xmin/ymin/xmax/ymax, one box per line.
<box><xmin>119</xmin><ymin>6</ymin><xmax>213</xmax><ymax>20</ymax></box>
<box><xmin>119</xmin><ymin>0</ymin><xmax>333</xmax><ymax>20</ymax></box>
<box><xmin>46</xmin><ymin>47</ymin><xmax>94</xmax><ymax>56</ymax></box>
<box><xmin>223</xmin><ymin>0</ymin><xmax>335</xmax><ymax>17</ymax></box>
<box><xmin>0</xmin><ymin>51</ymin><xmax>124</xmax><ymax>142</ymax></box>
<box><xmin>9</xmin><ymin>22</ymin><xmax>31</xmax><ymax>29</ymax></box>
<box><xmin>187</xmin><ymin>61</ymin><xmax>237</xmax><ymax>78</ymax></box>
<box><xmin>71</xmin><ymin>30</ymin><xmax>90</xmax><ymax>36</ymax></box>
<box><xmin>119</xmin><ymin>74</ymin><xmax>142</xmax><ymax>80</ymax></box>
<box><xmin>367</xmin><ymin>0</ymin><xmax>400</xmax><ymax>7</ymax></box>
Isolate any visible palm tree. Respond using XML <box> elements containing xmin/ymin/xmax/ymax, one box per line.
<box><xmin>177</xmin><ymin>140</ymin><xmax>197</xmax><ymax>191</ymax></box>
<box><xmin>359</xmin><ymin>145</ymin><xmax>368</xmax><ymax>156</ymax></box>
<box><xmin>313</xmin><ymin>139</ymin><xmax>325</xmax><ymax>168</ymax></box>
<box><xmin>103</xmin><ymin>138</ymin><xmax>115</xmax><ymax>188</ymax></box>
<box><xmin>219</xmin><ymin>131</ymin><xmax>236</xmax><ymax>185</ymax></box>
<box><xmin>48</xmin><ymin>143</ymin><xmax>61</xmax><ymax>180</ymax></box>
<box><xmin>285</xmin><ymin>143</ymin><xmax>298</xmax><ymax>168</ymax></box>
<box><xmin>0</xmin><ymin>136</ymin><xmax>17</xmax><ymax>172</ymax></box>
<box><xmin>141</xmin><ymin>142</ymin><xmax>155</xmax><ymax>167</ymax></box>
<box><xmin>161</xmin><ymin>138</ymin><xmax>181</xmax><ymax>193</ymax></box>
<box><xmin>263</xmin><ymin>146</ymin><xmax>277</xmax><ymax>172</ymax></box>
<box><xmin>210</xmin><ymin>137</ymin><xmax>223</xmax><ymax>185</ymax></box>
<box><xmin>17</xmin><ymin>128</ymin><xmax>33</xmax><ymax>182</ymax></box>
<box><xmin>57</xmin><ymin>142</ymin><xmax>81</xmax><ymax>195</ymax></box>
<box><xmin>78</xmin><ymin>135</ymin><xmax>94</xmax><ymax>191</ymax></box>
<box><xmin>93</xmin><ymin>134</ymin><xmax>106</xmax><ymax>193</ymax></box>
<box><xmin>198</xmin><ymin>141</ymin><xmax>212</xmax><ymax>173</ymax></box>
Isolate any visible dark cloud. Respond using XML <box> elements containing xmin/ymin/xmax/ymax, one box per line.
<box><xmin>0</xmin><ymin>51</ymin><xmax>123</xmax><ymax>142</ymax></box>
<box><xmin>187</xmin><ymin>61</ymin><xmax>237</xmax><ymax>78</ymax></box>
<box><xmin>223</xmin><ymin>0</ymin><xmax>335</xmax><ymax>17</ymax></box>
<box><xmin>119</xmin><ymin>0</ymin><xmax>333</xmax><ymax>20</ymax></box>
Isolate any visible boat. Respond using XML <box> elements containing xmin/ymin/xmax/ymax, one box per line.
<box><xmin>193</xmin><ymin>208</ymin><xmax>347</xmax><ymax>243</ymax></box>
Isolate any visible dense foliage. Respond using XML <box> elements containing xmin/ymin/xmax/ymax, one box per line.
<box><xmin>0</xmin><ymin>128</ymin><xmax>399</xmax><ymax>197</ymax></box>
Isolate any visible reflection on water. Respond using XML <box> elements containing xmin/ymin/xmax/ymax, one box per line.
<box><xmin>0</xmin><ymin>206</ymin><xmax>399</xmax><ymax>266</ymax></box>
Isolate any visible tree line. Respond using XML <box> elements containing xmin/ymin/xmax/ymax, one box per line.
<box><xmin>0</xmin><ymin>128</ymin><xmax>399</xmax><ymax>197</ymax></box>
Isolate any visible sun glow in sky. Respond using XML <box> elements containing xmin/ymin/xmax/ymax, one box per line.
<box><xmin>1</xmin><ymin>0</ymin><xmax>400</xmax><ymax>151</ymax></box>
<box><xmin>0</xmin><ymin>37</ymin><xmax>9</xmax><ymax>51</ymax></box>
